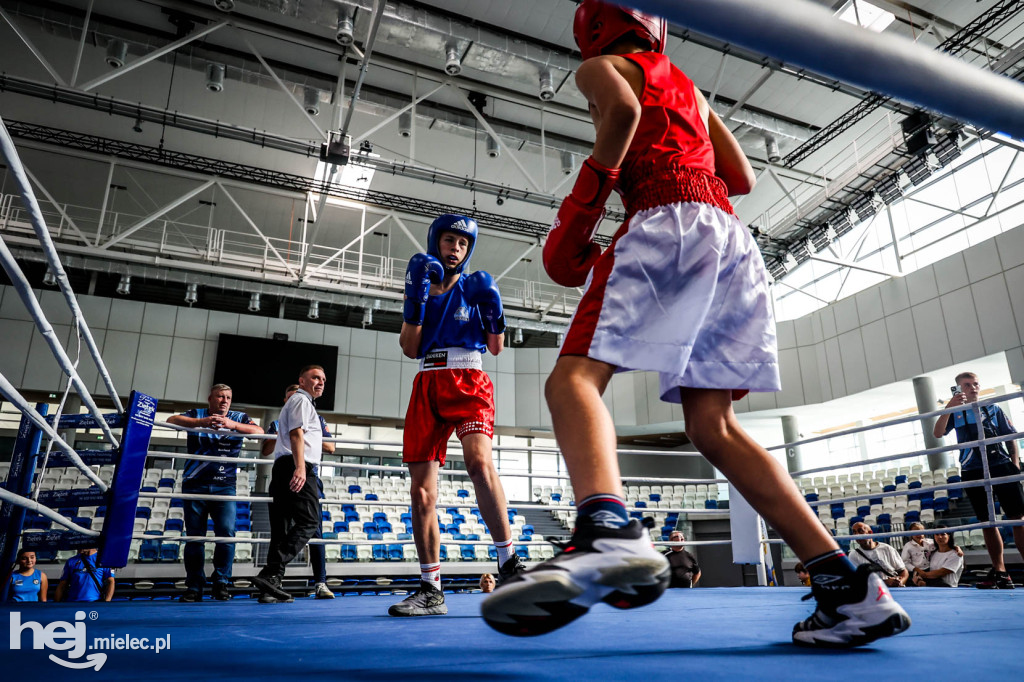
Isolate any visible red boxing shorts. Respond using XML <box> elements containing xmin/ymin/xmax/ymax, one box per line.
<box><xmin>403</xmin><ymin>368</ymin><xmax>495</xmax><ymax>466</ymax></box>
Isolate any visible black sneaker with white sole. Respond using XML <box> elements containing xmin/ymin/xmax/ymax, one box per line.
<box><xmin>792</xmin><ymin>565</ymin><xmax>911</xmax><ymax>648</ymax></box>
<box><xmin>481</xmin><ymin>518</ymin><xmax>670</xmax><ymax>637</ymax></box>
<box><xmin>387</xmin><ymin>581</ymin><xmax>447</xmax><ymax>617</ymax></box>
<box><xmin>258</xmin><ymin>592</ymin><xmax>294</xmax><ymax>604</ymax></box>
<box><xmin>252</xmin><ymin>573</ymin><xmax>291</xmax><ymax>602</ymax></box>
<box><xmin>497</xmin><ymin>554</ymin><xmax>527</xmax><ymax>583</ymax></box>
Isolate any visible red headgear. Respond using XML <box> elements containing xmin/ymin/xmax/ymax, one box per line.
<box><xmin>573</xmin><ymin>0</ymin><xmax>667</xmax><ymax>61</ymax></box>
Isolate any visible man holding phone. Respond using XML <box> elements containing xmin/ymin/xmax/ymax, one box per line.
<box><xmin>934</xmin><ymin>371</ymin><xmax>1024</xmax><ymax>589</ymax></box>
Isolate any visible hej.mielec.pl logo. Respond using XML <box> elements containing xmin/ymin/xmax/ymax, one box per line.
<box><xmin>9</xmin><ymin>610</ymin><xmax>171</xmax><ymax>671</ymax></box>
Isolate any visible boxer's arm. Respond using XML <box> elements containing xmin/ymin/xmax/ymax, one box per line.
<box><xmin>486</xmin><ymin>332</ymin><xmax>504</xmax><ymax>356</ymax></box>
<box><xmin>399</xmin><ymin>322</ymin><xmax>423</xmax><ymax>359</ymax></box>
<box><xmin>577</xmin><ymin>56</ymin><xmax>642</xmax><ymax>168</ymax></box>
<box><xmin>696</xmin><ymin>87</ymin><xmax>756</xmax><ymax>196</ymax></box>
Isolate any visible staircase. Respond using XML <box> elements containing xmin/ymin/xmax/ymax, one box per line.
<box><xmin>512</xmin><ymin>502</ymin><xmax>569</xmax><ymax>541</ymax></box>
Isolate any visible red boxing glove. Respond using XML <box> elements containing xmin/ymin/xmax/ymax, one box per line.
<box><xmin>543</xmin><ymin>156</ymin><xmax>620</xmax><ymax>287</ymax></box>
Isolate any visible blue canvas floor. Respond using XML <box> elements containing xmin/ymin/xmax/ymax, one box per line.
<box><xmin>3</xmin><ymin>587</ymin><xmax>1019</xmax><ymax>680</ymax></box>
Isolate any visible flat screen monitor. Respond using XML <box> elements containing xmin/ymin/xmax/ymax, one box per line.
<box><xmin>212</xmin><ymin>334</ymin><xmax>337</xmax><ymax>411</ymax></box>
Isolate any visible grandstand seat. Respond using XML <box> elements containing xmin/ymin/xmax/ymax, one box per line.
<box><xmin>164</xmin><ymin>518</ymin><xmax>184</xmax><ymax>533</ymax></box>
<box><xmin>158</xmin><ymin>477</ymin><xmax>176</xmax><ymax>489</ymax></box>
<box><xmin>515</xmin><ymin>545</ymin><xmax>530</xmax><ymax>560</ymax></box>
<box><xmin>333</xmin><ymin>521</ymin><xmax>349</xmax><ymax>533</ymax></box>
<box><xmin>159</xmin><ymin>543</ymin><xmax>180</xmax><ymax>562</ymax></box>
<box><xmin>357</xmin><ymin>545</ymin><xmax>373</xmax><ymax>562</ymax></box>
<box><xmin>460</xmin><ymin>544</ymin><xmax>476</xmax><ymax>561</ymax></box>
<box><xmin>883</xmin><ymin>484</ymin><xmax>897</xmax><ymax>493</ymax></box>
<box><xmin>804</xmin><ymin>493</ymin><xmax>819</xmax><ymax>502</ymax></box>
<box><xmin>649</xmin><ymin>493</ymin><xmax>661</xmax><ymax>502</ymax></box>
<box><xmin>321</xmin><ymin>510</ymin><xmax>332</xmax><ymax>522</ymax></box>
<box><xmin>876</xmin><ymin>513</ymin><xmax>892</xmax><ymax>528</ymax></box>
<box><xmin>341</xmin><ymin>544</ymin><xmax>357</xmax><ymax>561</ymax></box>
<box><xmin>348</xmin><ymin>485</ymin><xmax>361</xmax><ymax>494</ymax></box>
<box><xmin>521</xmin><ymin>524</ymin><xmax>535</xmax><ymax>536</ymax></box>
<box><xmin>388</xmin><ymin>544</ymin><xmax>403</xmax><ymax>561</ymax></box>
<box><xmin>365</xmin><ymin>493</ymin><xmax>378</xmax><ymax>501</ymax></box>
<box><xmin>236</xmin><ymin>519</ymin><xmax>251</xmax><ymax>532</ymax></box>
<box><xmin>138</xmin><ymin>540</ymin><xmax>161</xmax><ymax>562</ymax></box>
<box><xmin>135</xmin><ymin>507</ymin><xmax>152</xmax><ymax>519</ymax></box>
<box><xmin>377</xmin><ymin>522</ymin><xmax>393</xmax><ymax>534</ymax></box>
<box><xmin>438</xmin><ymin>545</ymin><xmax>448</xmax><ymax>561</ymax></box>
<box><xmin>363</xmin><ymin>521</ymin><xmax>378</xmax><ymax>534</ymax></box>
<box><xmin>705</xmin><ymin>499</ymin><xmax>718</xmax><ymax>509</ymax></box>
<box><xmin>457</xmin><ymin>489</ymin><xmax>470</xmax><ymax>498</ymax></box>
<box><xmin>635</xmin><ymin>501</ymin><xmax>647</xmax><ymax>508</ymax></box>
<box><xmin>465</xmin><ymin>534</ymin><xmax>480</xmax><ymax>541</ymax></box>
<box><xmin>894</xmin><ymin>475</ymin><xmax>907</xmax><ymax>485</ymax></box>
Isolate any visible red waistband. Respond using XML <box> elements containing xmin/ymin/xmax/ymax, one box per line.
<box><xmin>620</xmin><ymin>165</ymin><xmax>735</xmax><ymax>218</ymax></box>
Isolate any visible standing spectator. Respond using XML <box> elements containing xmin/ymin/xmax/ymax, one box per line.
<box><xmin>934</xmin><ymin>371</ymin><xmax>1024</xmax><ymax>589</ymax></box>
<box><xmin>55</xmin><ymin>548</ymin><xmax>114</xmax><ymax>602</ymax></box>
<box><xmin>4</xmin><ymin>549</ymin><xmax>47</xmax><ymax>602</ymax></box>
<box><xmin>253</xmin><ymin>366</ymin><xmax>328</xmax><ymax>605</ymax></box>
<box><xmin>167</xmin><ymin>383</ymin><xmax>263</xmax><ymax>602</ymax></box>
<box><xmin>848</xmin><ymin>522</ymin><xmax>909</xmax><ymax>588</ymax></box>
<box><xmin>662</xmin><ymin>530</ymin><xmax>701</xmax><ymax>588</ymax></box>
<box><xmin>912</xmin><ymin>530</ymin><xmax>963</xmax><ymax>587</ymax></box>
<box><xmin>262</xmin><ymin>384</ymin><xmax>336</xmax><ymax>600</ymax></box>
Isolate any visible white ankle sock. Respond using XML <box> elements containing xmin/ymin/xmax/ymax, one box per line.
<box><xmin>494</xmin><ymin>538</ymin><xmax>516</xmax><ymax>565</ymax></box>
<box><xmin>420</xmin><ymin>562</ymin><xmax>441</xmax><ymax>589</ymax></box>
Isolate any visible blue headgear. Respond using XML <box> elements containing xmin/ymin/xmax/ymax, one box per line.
<box><xmin>427</xmin><ymin>214</ymin><xmax>478</xmax><ymax>276</ymax></box>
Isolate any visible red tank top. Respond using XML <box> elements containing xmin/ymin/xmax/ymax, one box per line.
<box><xmin>617</xmin><ymin>52</ymin><xmax>734</xmax><ymax>217</ymax></box>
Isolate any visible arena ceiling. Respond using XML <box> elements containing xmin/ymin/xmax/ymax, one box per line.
<box><xmin>1</xmin><ymin>0</ymin><xmax>1023</xmax><ymax>344</ymax></box>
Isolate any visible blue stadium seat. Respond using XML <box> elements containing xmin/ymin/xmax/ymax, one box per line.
<box><xmin>876</xmin><ymin>513</ymin><xmax>891</xmax><ymax>528</ymax></box>
<box><xmin>488</xmin><ymin>546</ymin><xmax>498</xmax><ymax>561</ymax></box>
<box><xmin>857</xmin><ymin>505</ymin><xmax>871</xmax><ymax>516</ymax></box>
<box><xmin>372</xmin><ymin>544</ymin><xmax>388</xmax><ymax>561</ymax></box>
<box><xmin>403</xmin><ymin>524</ymin><xmax>414</xmax><ymax>534</ymax></box>
<box><xmin>521</xmin><ymin>524</ymin><xmax>535</xmax><ymax>536</ymax></box>
<box><xmin>236</xmin><ymin>508</ymin><xmax>251</xmax><ymax>520</ymax></box>
<box><xmin>348</xmin><ymin>485</ymin><xmax>361</xmax><ymax>494</ymax></box>
<box><xmin>341</xmin><ymin>545</ymin><xmax>357</xmax><ymax>561</ymax></box>
<box><xmin>804</xmin><ymin>493</ymin><xmax>819</xmax><ymax>502</ymax></box>
<box><xmin>397</xmin><ymin>533</ymin><xmax>412</xmax><ymax>541</ymax></box>
<box><xmin>72</xmin><ymin>516</ymin><xmax>93</xmax><ymax>530</ymax></box>
<box><xmin>363</xmin><ymin>522</ymin><xmax>378</xmax><ymax>534</ymax></box>
<box><xmin>457</xmin><ymin>489</ymin><xmax>470</xmax><ymax>498</ymax></box>
<box><xmin>629</xmin><ymin>511</ymin><xmax>644</xmax><ymax>519</ymax></box>
<box><xmin>515</xmin><ymin>545</ymin><xmax>530</xmax><ymax>559</ymax></box>
<box><xmin>849</xmin><ymin>516</ymin><xmax>864</xmax><ymax>525</ymax></box>
<box><xmin>378</xmin><ymin>522</ymin><xmax>393</xmax><ymax>534</ymax></box>
<box><xmin>460</xmin><ymin>544</ymin><xmax>476</xmax><ymax>561</ymax></box>
<box><xmin>831</xmin><ymin>506</ymin><xmax>845</xmax><ymax>519</ymax></box>
<box><xmin>518</xmin><ymin>534</ymin><xmax>532</xmax><ymax>542</ymax></box>
<box><xmin>346</xmin><ymin>511</ymin><xmax>361</xmax><ymax>523</ymax></box>
<box><xmin>869</xmin><ymin>497</ymin><xmax>883</xmax><ymax>506</ymax></box>
<box><xmin>466</xmin><ymin>533</ymin><xmax>480</xmax><ymax>541</ymax></box>
<box><xmin>920</xmin><ymin>498</ymin><xmax>934</xmax><ymax>509</ymax></box>
<box><xmin>450</xmin><ymin>533</ymin><xmax>466</xmax><ymax>541</ymax></box>
<box><xmin>140</xmin><ymin>486</ymin><xmax>158</xmax><ymax>493</ymax></box>
<box><xmin>365</xmin><ymin>493</ymin><xmax>378</xmax><ymax>501</ymax></box>
<box><xmin>158</xmin><ymin>477</ymin><xmax>175</xmax><ymax>489</ymax></box>
<box><xmin>321</xmin><ymin>510</ymin><xmax>332</xmax><ymax>521</ymax></box>
<box><xmin>388</xmin><ymin>544</ymin><xmax>403</xmax><ymax>561</ymax></box>
<box><xmin>666</xmin><ymin>513</ymin><xmax>679</xmax><ymax>524</ymax></box>
<box><xmin>159</xmin><ymin>543</ymin><xmax>180</xmax><ymax>562</ymax></box>
<box><xmin>58</xmin><ymin>507</ymin><xmax>78</xmax><ymax>518</ymax></box>
<box><xmin>649</xmin><ymin>493</ymin><xmax>661</xmax><ymax>502</ymax></box>
<box><xmin>908</xmin><ymin>480</ymin><xmax>922</xmax><ymax>489</ymax></box>
<box><xmin>138</xmin><ymin>540</ymin><xmax>160</xmax><ymax>562</ymax></box>
<box><xmin>169</xmin><ymin>499</ymin><xmax>183</xmax><ymax>508</ymax></box>
<box><xmin>366</xmin><ymin>532</ymin><xmax>383</xmax><ymax>541</ymax></box>
<box><xmin>95</xmin><ymin>506</ymin><xmax>107</xmax><ymax>517</ymax></box>
<box><xmin>164</xmin><ymin>518</ymin><xmax>184</xmax><ymax>532</ymax></box>
<box><xmin>207</xmin><ymin>519</ymin><xmax>216</xmax><ymax>532</ymax></box>
<box><xmin>135</xmin><ymin>507</ymin><xmax>152</xmax><ymax>519</ymax></box>
<box><xmin>373</xmin><ymin>511</ymin><xmax>389</xmax><ymax>523</ymax></box>
<box><xmin>933</xmin><ymin>498</ymin><xmax>950</xmax><ymax>512</ymax></box>
<box><xmin>904</xmin><ymin>511</ymin><xmax>921</xmax><ymax>524</ymax></box>
<box><xmin>400</xmin><ymin>512</ymin><xmax>413</xmax><ymax>525</ymax></box>
<box><xmin>506</xmin><ymin>508</ymin><xmax>517</xmax><ymax>517</ymax></box>
<box><xmin>883</xmin><ymin>484</ymin><xmax>897</xmax><ymax>493</ymax></box>
<box><xmin>236</xmin><ymin>519</ymin><xmax>251</xmax><ymax>532</ymax></box>
<box><xmin>451</xmin><ymin>513</ymin><xmax>466</xmax><ymax>524</ymax></box>
<box><xmin>333</xmin><ymin>521</ymin><xmax>349</xmax><ymax>533</ymax></box>
<box><xmin>551</xmin><ymin>493</ymin><xmax>561</xmax><ymax>502</ymax></box>
<box><xmin>635</xmin><ymin>501</ymin><xmax>647</xmax><ymax>508</ymax></box>
<box><xmin>439</xmin><ymin>545</ymin><xmax>448</xmax><ymax>561</ymax></box>
<box><xmin>895</xmin><ymin>475</ymin><xmax>907</xmax><ymax>484</ymax></box>
<box><xmin>445</xmin><ymin>523</ymin><xmax>460</xmax><ymax>535</ymax></box>
<box><xmin>34</xmin><ymin>548</ymin><xmax>57</xmax><ymax>562</ymax></box>
<box><xmin>705</xmin><ymin>499</ymin><xmax>718</xmax><ymax>509</ymax></box>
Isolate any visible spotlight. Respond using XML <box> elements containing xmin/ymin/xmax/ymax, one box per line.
<box><xmin>213</xmin><ymin>0</ymin><xmax>235</xmax><ymax>11</ymax></box>
<box><xmin>513</xmin><ymin>328</ymin><xmax>523</xmax><ymax>345</ymax></box>
<box><xmin>764</xmin><ymin>134</ymin><xmax>781</xmax><ymax>164</ymax></box>
<box><xmin>116</xmin><ymin>274</ymin><xmax>131</xmax><ymax>296</ymax></box>
<box><xmin>560</xmin><ymin>150</ymin><xmax>575</xmax><ymax>175</ymax></box>
<box><xmin>444</xmin><ymin>41</ymin><xmax>462</xmax><ymax>76</ymax></box>
<box><xmin>538</xmin><ymin>69</ymin><xmax>555</xmax><ymax>101</ymax></box>
<box><xmin>248</xmin><ymin>292</ymin><xmax>261</xmax><ymax>312</ymax></box>
<box><xmin>486</xmin><ymin>135</ymin><xmax>500</xmax><ymax>158</ymax></box>
<box><xmin>184</xmin><ymin>283</ymin><xmax>198</xmax><ymax>304</ymax></box>
<box><xmin>359</xmin><ymin>140</ymin><xmax>373</xmax><ymax>154</ymax></box>
<box><xmin>43</xmin><ymin>268</ymin><xmax>57</xmax><ymax>287</ymax></box>
<box><xmin>303</xmin><ymin>87</ymin><xmax>320</xmax><ymax>117</ymax></box>
<box><xmin>399</xmin><ymin>111</ymin><xmax>412</xmax><ymax>138</ymax></box>
<box><xmin>206</xmin><ymin>63</ymin><xmax>225</xmax><ymax>93</ymax></box>
<box><xmin>362</xmin><ymin>307</ymin><xmax>373</xmax><ymax>327</ymax></box>
<box><xmin>556</xmin><ymin>332</ymin><xmax>564</xmax><ymax>347</ymax></box>
<box><xmin>496</xmin><ymin>193</ymin><xmax>505</xmax><ymax>206</ymax></box>
<box><xmin>106</xmin><ymin>39</ymin><xmax>127</xmax><ymax>69</ymax></box>
<box><xmin>307</xmin><ymin>300</ymin><xmax>319</xmax><ymax>320</ymax></box>
<box><xmin>132</xmin><ymin>115</ymin><xmax>143</xmax><ymax>133</ymax></box>
<box><xmin>336</xmin><ymin>7</ymin><xmax>355</xmax><ymax>47</ymax></box>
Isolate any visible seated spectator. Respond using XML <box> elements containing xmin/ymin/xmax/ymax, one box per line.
<box><xmin>912</xmin><ymin>530</ymin><xmax>964</xmax><ymax>587</ymax></box>
<box><xmin>848</xmin><ymin>522</ymin><xmax>909</xmax><ymax>588</ymax></box>
<box><xmin>662</xmin><ymin>530</ymin><xmax>701</xmax><ymax>588</ymax></box>
<box><xmin>479</xmin><ymin>573</ymin><xmax>496</xmax><ymax>593</ymax></box>
<box><xmin>900</xmin><ymin>523</ymin><xmax>931</xmax><ymax>577</ymax></box>
<box><xmin>794</xmin><ymin>561</ymin><xmax>810</xmax><ymax>587</ymax></box>
<box><xmin>4</xmin><ymin>549</ymin><xmax>47</xmax><ymax>602</ymax></box>
<box><xmin>55</xmin><ymin>548</ymin><xmax>114</xmax><ymax>602</ymax></box>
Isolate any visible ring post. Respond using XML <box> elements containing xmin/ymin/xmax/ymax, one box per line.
<box><xmin>0</xmin><ymin>403</ymin><xmax>47</xmax><ymax>603</ymax></box>
<box><xmin>728</xmin><ymin>484</ymin><xmax>766</xmax><ymax>584</ymax></box>
<box><xmin>98</xmin><ymin>390</ymin><xmax>157</xmax><ymax>568</ymax></box>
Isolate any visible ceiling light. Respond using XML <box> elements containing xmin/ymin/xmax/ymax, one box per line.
<box><xmin>398</xmin><ymin>111</ymin><xmax>412</xmax><ymax>138</ymax></box>
<box><xmin>213</xmin><ymin>0</ymin><xmax>235</xmax><ymax>11</ymax></box>
<box><xmin>132</xmin><ymin>115</ymin><xmax>143</xmax><ymax>133</ymax></box>
<box><xmin>486</xmin><ymin>135</ymin><xmax>500</xmax><ymax>158</ymax></box>
<box><xmin>362</xmin><ymin>308</ymin><xmax>373</xmax><ymax>327</ymax></box>
<box><xmin>336</xmin><ymin>7</ymin><xmax>355</xmax><ymax>46</ymax></box>
<box><xmin>444</xmin><ymin>42</ymin><xmax>462</xmax><ymax>76</ymax></box>
<box><xmin>513</xmin><ymin>328</ymin><xmax>523</xmax><ymax>345</ymax></box>
<box><xmin>206</xmin><ymin>63</ymin><xmax>225</xmax><ymax>93</ymax></box>
<box><xmin>303</xmin><ymin>87</ymin><xmax>320</xmax><ymax>117</ymax></box>
<box><xmin>764</xmin><ymin>134</ymin><xmax>781</xmax><ymax>164</ymax></box>
<box><xmin>43</xmin><ymin>268</ymin><xmax>57</xmax><ymax>287</ymax></box>
<box><xmin>560</xmin><ymin>151</ymin><xmax>575</xmax><ymax>175</ymax></box>
<box><xmin>538</xmin><ymin>69</ymin><xmax>555</xmax><ymax>101</ymax></box>
<box><xmin>308</xmin><ymin>300</ymin><xmax>319</xmax><ymax>320</ymax></box>
<box><xmin>184</xmin><ymin>283</ymin><xmax>198</xmax><ymax>304</ymax></box>
<box><xmin>248</xmin><ymin>292</ymin><xmax>261</xmax><ymax>312</ymax></box>
<box><xmin>116</xmin><ymin>275</ymin><xmax>131</xmax><ymax>296</ymax></box>
<box><xmin>106</xmin><ymin>39</ymin><xmax>127</xmax><ymax>69</ymax></box>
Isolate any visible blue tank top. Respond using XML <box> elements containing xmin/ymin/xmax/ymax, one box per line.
<box><xmin>8</xmin><ymin>568</ymin><xmax>43</xmax><ymax>602</ymax></box>
<box><xmin>419</xmin><ymin>277</ymin><xmax>487</xmax><ymax>358</ymax></box>
<box><xmin>181</xmin><ymin>408</ymin><xmax>254</xmax><ymax>487</ymax></box>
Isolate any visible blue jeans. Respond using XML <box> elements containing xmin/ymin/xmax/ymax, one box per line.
<box><xmin>183</xmin><ymin>482</ymin><xmax>236</xmax><ymax>591</ymax></box>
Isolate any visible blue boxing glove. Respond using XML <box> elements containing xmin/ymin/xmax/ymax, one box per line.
<box><xmin>463</xmin><ymin>271</ymin><xmax>506</xmax><ymax>335</ymax></box>
<box><xmin>403</xmin><ymin>253</ymin><xmax>444</xmax><ymax>325</ymax></box>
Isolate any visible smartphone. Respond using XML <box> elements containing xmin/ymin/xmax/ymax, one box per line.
<box><xmin>951</xmin><ymin>386</ymin><xmax>962</xmax><ymax>396</ymax></box>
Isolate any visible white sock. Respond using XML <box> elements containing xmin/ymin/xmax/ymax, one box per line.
<box><xmin>420</xmin><ymin>562</ymin><xmax>441</xmax><ymax>589</ymax></box>
<box><xmin>494</xmin><ymin>538</ymin><xmax>516</xmax><ymax>565</ymax></box>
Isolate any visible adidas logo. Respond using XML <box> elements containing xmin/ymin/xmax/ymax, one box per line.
<box><xmin>588</xmin><ymin>510</ymin><xmax>626</xmax><ymax>528</ymax></box>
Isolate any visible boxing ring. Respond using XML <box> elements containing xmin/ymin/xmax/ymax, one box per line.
<box><xmin>2</xmin><ymin>0</ymin><xmax>1024</xmax><ymax>677</ymax></box>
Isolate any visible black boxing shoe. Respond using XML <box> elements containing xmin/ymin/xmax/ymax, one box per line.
<box><xmin>497</xmin><ymin>554</ymin><xmax>527</xmax><ymax>583</ymax></box>
<box><xmin>481</xmin><ymin>518</ymin><xmax>669</xmax><ymax>637</ymax></box>
<box><xmin>252</xmin><ymin>573</ymin><xmax>291</xmax><ymax>601</ymax></box>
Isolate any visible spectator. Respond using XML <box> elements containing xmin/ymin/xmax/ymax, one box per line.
<box><xmin>167</xmin><ymin>383</ymin><xmax>264</xmax><ymax>602</ymax></box>
<box><xmin>662</xmin><ymin>530</ymin><xmax>701</xmax><ymax>588</ymax></box>
<box><xmin>794</xmin><ymin>562</ymin><xmax>811</xmax><ymax>587</ymax></box>
<box><xmin>479</xmin><ymin>574</ymin><xmax>496</xmax><ymax>594</ymax></box>
<box><xmin>900</xmin><ymin>523</ymin><xmax>931</xmax><ymax>578</ymax></box>
<box><xmin>55</xmin><ymin>548</ymin><xmax>114</xmax><ymax>602</ymax></box>
<box><xmin>934</xmin><ymin>371</ymin><xmax>1024</xmax><ymax>589</ymax></box>
<box><xmin>262</xmin><ymin>383</ymin><xmax>336</xmax><ymax>600</ymax></box>
<box><xmin>912</xmin><ymin>530</ymin><xmax>963</xmax><ymax>587</ymax></box>
<box><xmin>848</xmin><ymin>522</ymin><xmax>909</xmax><ymax>588</ymax></box>
<box><xmin>253</xmin><ymin>365</ymin><xmax>328</xmax><ymax>605</ymax></box>
<box><xmin>4</xmin><ymin>549</ymin><xmax>47</xmax><ymax>602</ymax></box>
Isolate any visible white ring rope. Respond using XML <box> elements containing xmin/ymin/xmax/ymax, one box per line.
<box><xmin>125</xmin><ymin>533</ymin><xmax>730</xmax><ymax>548</ymax></box>
<box><xmin>0</xmin><ymin>488</ymin><xmax>100</xmax><ymax>537</ymax></box>
<box><xmin>0</xmin><ymin>372</ymin><xmax>107</xmax><ymax>491</ymax></box>
<box><xmin>33</xmin><ymin>319</ymin><xmax>83</xmax><ymax>502</ymax></box>
<box><xmin>0</xmin><ymin>236</ymin><xmax>120</xmax><ymax>448</ymax></box>
<box><xmin>0</xmin><ymin>115</ymin><xmax>123</xmax><ymax>414</ymax></box>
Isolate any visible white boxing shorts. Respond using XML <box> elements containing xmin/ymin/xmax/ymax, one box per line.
<box><xmin>560</xmin><ymin>201</ymin><xmax>780</xmax><ymax>403</ymax></box>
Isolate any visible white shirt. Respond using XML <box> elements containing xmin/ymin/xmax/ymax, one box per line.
<box><xmin>272</xmin><ymin>389</ymin><xmax>323</xmax><ymax>465</ymax></box>
<box><xmin>849</xmin><ymin>542</ymin><xmax>906</xmax><ymax>577</ymax></box>
<box><xmin>900</xmin><ymin>539</ymin><xmax>933</xmax><ymax>572</ymax></box>
<box><xmin>928</xmin><ymin>549</ymin><xmax>964</xmax><ymax>587</ymax></box>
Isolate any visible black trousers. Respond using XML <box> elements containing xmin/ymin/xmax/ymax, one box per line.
<box><xmin>264</xmin><ymin>457</ymin><xmax>320</xmax><ymax>578</ymax></box>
